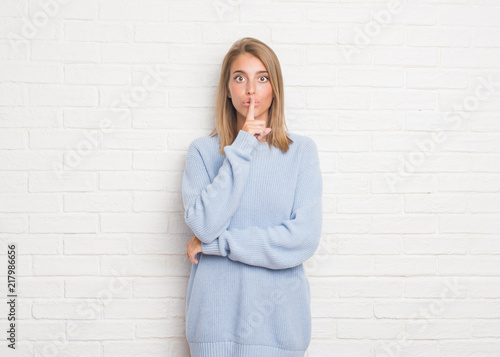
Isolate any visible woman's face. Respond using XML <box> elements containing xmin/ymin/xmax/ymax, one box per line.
<box><xmin>227</xmin><ymin>53</ymin><xmax>274</xmax><ymax>125</ymax></box>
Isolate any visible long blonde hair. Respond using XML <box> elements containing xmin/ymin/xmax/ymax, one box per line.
<box><xmin>209</xmin><ymin>37</ymin><xmax>293</xmax><ymax>155</ymax></box>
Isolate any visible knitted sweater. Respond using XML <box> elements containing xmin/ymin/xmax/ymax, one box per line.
<box><xmin>182</xmin><ymin>129</ymin><xmax>323</xmax><ymax>357</ymax></box>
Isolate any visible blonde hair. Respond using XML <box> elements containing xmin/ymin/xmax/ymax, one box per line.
<box><xmin>209</xmin><ymin>37</ymin><xmax>293</xmax><ymax>155</ymax></box>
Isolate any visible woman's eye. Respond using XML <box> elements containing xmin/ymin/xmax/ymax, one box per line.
<box><xmin>259</xmin><ymin>76</ymin><xmax>269</xmax><ymax>82</ymax></box>
<box><xmin>235</xmin><ymin>76</ymin><xmax>244</xmax><ymax>82</ymax></box>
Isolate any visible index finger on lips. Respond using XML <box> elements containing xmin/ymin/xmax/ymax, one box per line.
<box><xmin>246</xmin><ymin>97</ymin><xmax>254</xmax><ymax>121</ymax></box>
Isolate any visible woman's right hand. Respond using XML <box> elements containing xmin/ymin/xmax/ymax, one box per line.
<box><xmin>241</xmin><ymin>97</ymin><xmax>271</xmax><ymax>141</ymax></box>
<box><xmin>186</xmin><ymin>235</ymin><xmax>202</xmax><ymax>264</ymax></box>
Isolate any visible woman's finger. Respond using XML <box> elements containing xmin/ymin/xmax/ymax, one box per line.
<box><xmin>186</xmin><ymin>236</ymin><xmax>200</xmax><ymax>264</ymax></box>
<box><xmin>262</xmin><ymin>127</ymin><xmax>272</xmax><ymax>138</ymax></box>
<box><xmin>246</xmin><ymin>97</ymin><xmax>254</xmax><ymax>122</ymax></box>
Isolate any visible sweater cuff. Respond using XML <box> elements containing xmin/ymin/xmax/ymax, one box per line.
<box><xmin>225</xmin><ymin>130</ymin><xmax>259</xmax><ymax>155</ymax></box>
<box><xmin>201</xmin><ymin>240</ymin><xmax>221</xmax><ymax>256</ymax></box>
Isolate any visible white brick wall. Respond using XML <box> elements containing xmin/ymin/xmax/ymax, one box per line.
<box><xmin>0</xmin><ymin>0</ymin><xmax>499</xmax><ymax>356</ymax></box>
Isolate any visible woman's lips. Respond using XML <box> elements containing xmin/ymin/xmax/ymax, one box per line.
<box><xmin>243</xmin><ymin>101</ymin><xmax>259</xmax><ymax>106</ymax></box>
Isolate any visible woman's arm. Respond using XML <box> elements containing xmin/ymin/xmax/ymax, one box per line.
<box><xmin>201</xmin><ymin>141</ymin><xmax>323</xmax><ymax>270</ymax></box>
<box><xmin>182</xmin><ymin>130</ymin><xmax>258</xmax><ymax>244</ymax></box>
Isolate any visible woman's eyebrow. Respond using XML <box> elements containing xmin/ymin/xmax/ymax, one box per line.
<box><xmin>232</xmin><ymin>70</ymin><xmax>269</xmax><ymax>75</ymax></box>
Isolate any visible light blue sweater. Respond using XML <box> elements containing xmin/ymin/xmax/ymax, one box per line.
<box><xmin>182</xmin><ymin>129</ymin><xmax>323</xmax><ymax>357</ymax></box>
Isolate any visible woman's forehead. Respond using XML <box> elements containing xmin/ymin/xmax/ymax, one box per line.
<box><xmin>230</xmin><ymin>53</ymin><xmax>267</xmax><ymax>72</ymax></box>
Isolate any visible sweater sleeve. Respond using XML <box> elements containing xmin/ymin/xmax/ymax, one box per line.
<box><xmin>201</xmin><ymin>139</ymin><xmax>323</xmax><ymax>270</ymax></box>
<box><xmin>182</xmin><ymin>130</ymin><xmax>259</xmax><ymax>244</ymax></box>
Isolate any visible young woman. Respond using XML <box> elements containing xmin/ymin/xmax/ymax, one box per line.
<box><xmin>182</xmin><ymin>37</ymin><xmax>323</xmax><ymax>357</ymax></box>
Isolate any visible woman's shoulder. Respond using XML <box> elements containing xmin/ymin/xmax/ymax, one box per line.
<box><xmin>188</xmin><ymin>131</ymin><xmax>317</xmax><ymax>157</ymax></box>
<box><xmin>189</xmin><ymin>134</ymin><xmax>218</xmax><ymax>147</ymax></box>
<box><xmin>186</xmin><ymin>134</ymin><xmax>221</xmax><ymax>158</ymax></box>
<box><xmin>287</xmin><ymin>131</ymin><xmax>318</xmax><ymax>151</ymax></box>
<box><xmin>286</xmin><ymin>132</ymin><xmax>320</xmax><ymax>170</ymax></box>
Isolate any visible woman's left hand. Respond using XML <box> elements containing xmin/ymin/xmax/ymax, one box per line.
<box><xmin>186</xmin><ymin>235</ymin><xmax>202</xmax><ymax>264</ymax></box>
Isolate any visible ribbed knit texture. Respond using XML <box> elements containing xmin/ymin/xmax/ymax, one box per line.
<box><xmin>182</xmin><ymin>129</ymin><xmax>323</xmax><ymax>357</ymax></box>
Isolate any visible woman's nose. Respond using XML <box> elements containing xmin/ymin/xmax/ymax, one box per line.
<box><xmin>246</xmin><ymin>84</ymin><xmax>255</xmax><ymax>95</ymax></box>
